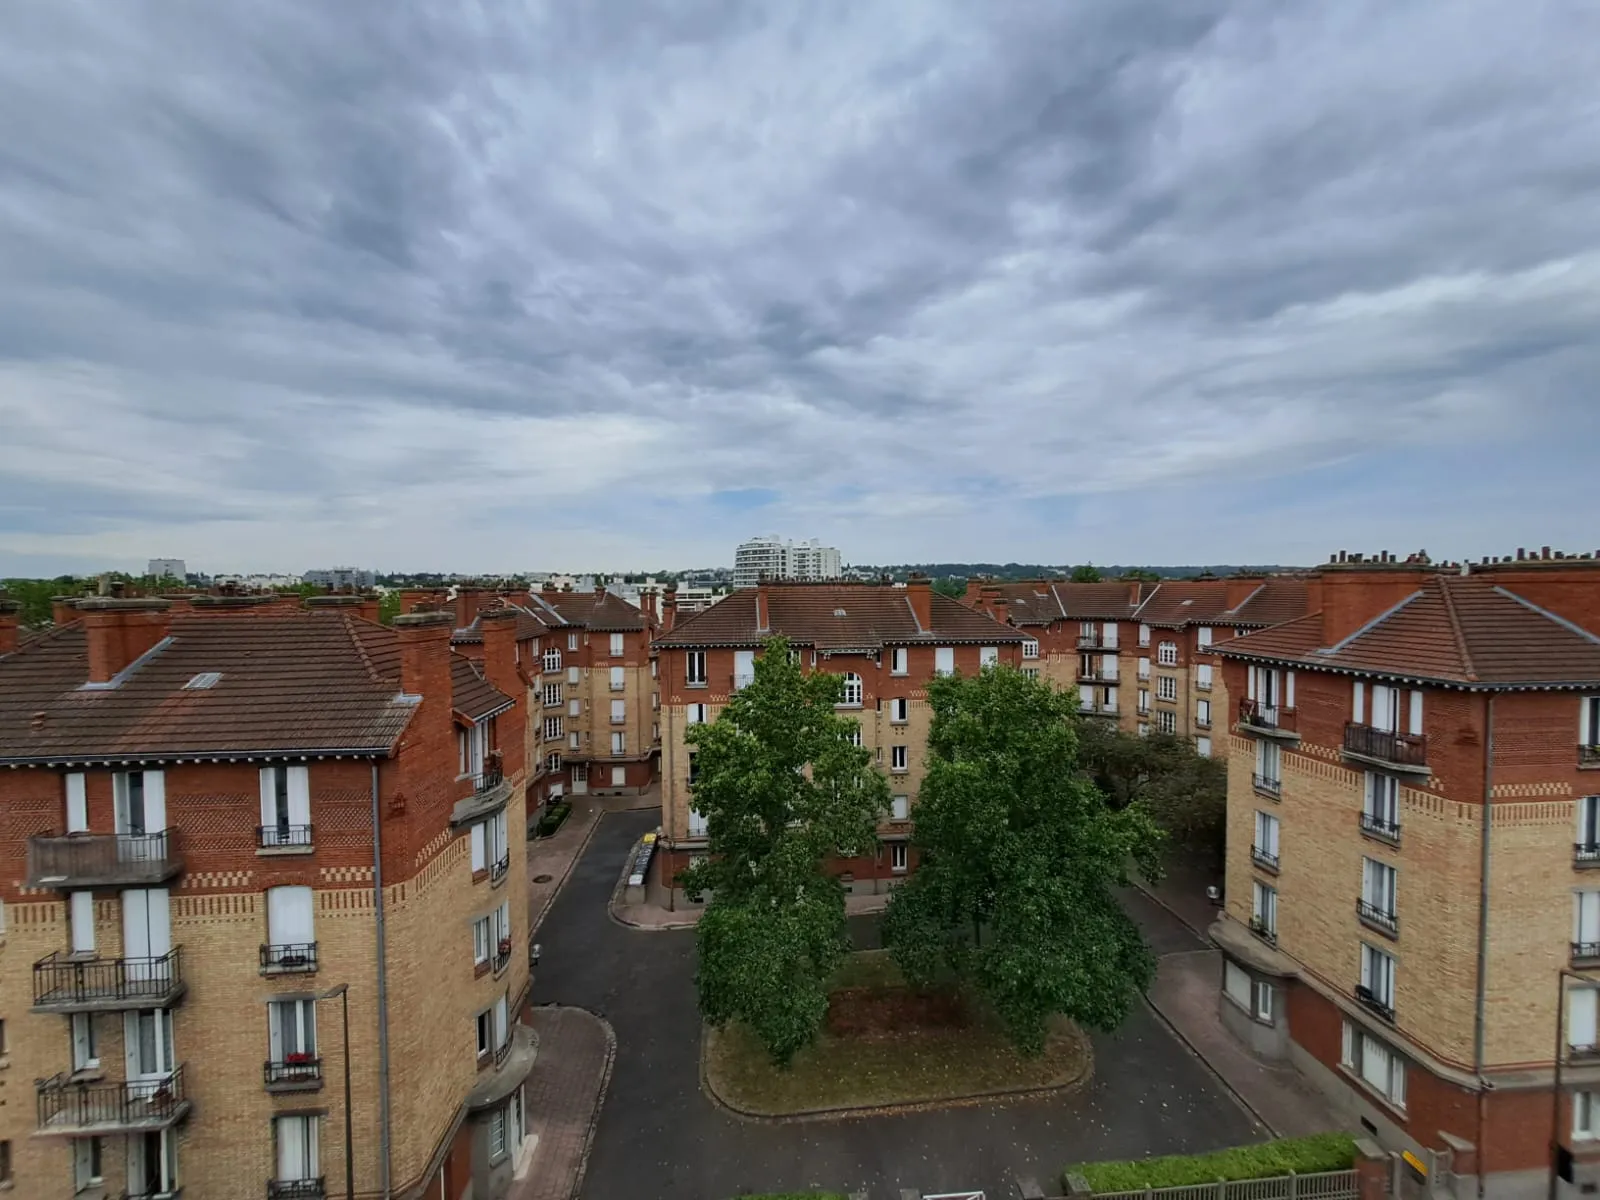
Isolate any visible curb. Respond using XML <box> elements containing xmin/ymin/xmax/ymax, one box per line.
<box><xmin>1138</xmin><ymin>987</ymin><xmax>1277</xmax><ymax>1138</ymax></box>
<box><xmin>564</xmin><ymin>1007</ymin><xmax>618</xmax><ymax>1200</ymax></box>
<box><xmin>530</xmin><ymin>799</ymin><xmax>607</xmax><ymax>937</ymax></box>
<box><xmin>606</xmin><ymin>836</ymin><xmax>701</xmax><ymax>931</ymax></box>
<box><xmin>698</xmin><ymin>1021</ymin><xmax>1095</xmax><ymax>1125</ymax></box>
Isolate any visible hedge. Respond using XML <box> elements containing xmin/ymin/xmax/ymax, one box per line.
<box><xmin>729</xmin><ymin>1194</ymin><xmax>848</xmax><ymax>1200</ymax></box>
<box><xmin>1067</xmin><ymin>1133</ymin><xmax>1358</xmax><ymax>1193</ymax></box>
<box><xmin>535</xmin><ymin>801</ymin><xmax>572</xmax><ymax>838</ymax></box>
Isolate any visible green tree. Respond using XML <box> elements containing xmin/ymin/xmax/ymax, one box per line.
<box><xmin>684</xmin><ymin>636</ymin><xmax>890</xmax><ymax>1064</ymax></box>
<box><xmin>1069</xmin><ymin>564</ymin><xmax>1103</xmax><ymax>583</ymax></box>
<box><xmin>930</xmin><ymin>576</ymin><xmax>966</xmax><ymax>599</ymax></box>
<box><xmin>881</xmin><ymin>666</ymin><xmax>1163</xmax><ymax>1055</ymax></box>
<box><xmin>377</xmin><ymin>590</ymin><xmax>404</xmax><ymax>624</ymax></box>
<box><xmin>1075</xmin><ymin>722</ymin><xmax>1227</xmax><ymax>864</ymax></box>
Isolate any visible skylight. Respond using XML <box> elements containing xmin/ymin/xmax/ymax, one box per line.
<box><xmin>834</xmin><ymin>608</ymin><xmax>847</xmax><ymax>617</ymax></box>
<box><xmin>184</xmin><ymin>671</ymin><xmax>222</xmax><ymax>690</ymax></box>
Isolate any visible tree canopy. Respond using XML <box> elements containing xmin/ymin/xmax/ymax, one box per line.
<box><xmin>881</xmin><ymin>666</ymin><xmax>1163</xmax><ymax>1054</ymax></box>
<box><xmin>684</xmin><ymin>636</ymin><xmax>891</xmax><ymax>1064</ymax></box>
<box><xmin>1074</xmin><ymin>721</ymin><xmax>1227</xmax><ymax>864</ymax></box>
<box><xmin>1069</xmin><ymin>564</ymin><xmax>1103</xmax><ymax>583</ymax></box>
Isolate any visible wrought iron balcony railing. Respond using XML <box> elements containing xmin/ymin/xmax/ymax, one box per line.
<box><xmin>1354</xmin><ymin>984</ymin><xmax>1396</xmax><ymax>1024</ymax></box>
<box><xmin>1251</xmin><ymin>846</ymin><xmax>1280</xmax><ymax>873</ymax></box>
<box><xmin>28</xmin><ymin>829</ymin><xmax>182</xmax><ymax>888</ymax></box>
<box><xmin>1357</xmin><ymin>899</ymin><xmax>1398</xmax><ymax>935</ymax></box>
<box><xmin>476</xmin><ymin>754</ymin><xmax>504</xmax><ymax>794</ymax></box>
<box><xmin>1248</xmin><ymin>916</ymin><xmax>1276</xmax><ymax>944</ymax></box>
<box><xmin>1579</xmin><ymin>843</ymin><xmax>1600</xmax><ymax>868</ymax></box>
<box><xmin>1574</xmin><ymin>941</ymin><xmax>1600</xmax><ymax>966</ymax></box>
<box><xmin>267</xmin><ymin>1180</ymin><xmax>327</xmax><ymax>1200</ymax></box>
<box><xmin>1360</xmin><ymin>812</ymin><xmax>1401</xmax><ymax>843</ymax></box>
<box><xmin>1252</xmin><ymin>774</ymin><xmax>1282</xmax><ymax>799</ymax></box>
<box><xmin>1239</xmin><ymin>698</ymin><xmax>1296</xmax><ymax>733</ymax></box>
<box><xmin>490</xmin><ymin>853</ymin><xmax>510</xmax><ymax>886</ymax></box>
<box><xmin>33</xmin><ymin>948</ymin><xmax>183</xmax><ymax>1011</ymax></box>
<box><xmin>257</xmin><ymin>824</ymin><xmax>313</xmax><ymax>849</ymax></box>
<box><xmin>260</xmin><ymin>943</ymin><xmax>318</xmax><ymax>974</ymax></box>
<box><xmin>37</xmin><ymin>1065</ymin><xmax>189</xmax><ymax>1133</ymax></box>
<box><xmin>264</xmin><ymin>1057</ymin><xmax>323</xmax><ymax>1090</ymax></box>
<box><xmin>1582</xmin><ymin>745</ymin><xmax>1600</xmax><ymax>768</ymax></box>
<box><xmin>1344</xmin><ymin>722</ymin><xmax>1427</xmax><ymax>769</ymax></box>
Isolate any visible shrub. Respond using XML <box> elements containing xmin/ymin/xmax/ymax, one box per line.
<box><xmin>730</xmin><ymin>1194</ymin><xmax>848</xmax><ymax>1200</ymax></box>
<box><xmin>1067</xmin><ymin>1133</ymin><xmax>1357</xmax><ymax>1193</ymax></box>
<box><xmin>535</xmin><ymin>802</ymin><xmax>572</xmax><ymax>838</ymax></box>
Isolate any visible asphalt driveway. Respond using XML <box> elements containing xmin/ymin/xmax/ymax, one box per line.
<box><xmin>533</xmin><ymin>809</ymin><xmax>1261</xmax><ymax>1199</ymax></box>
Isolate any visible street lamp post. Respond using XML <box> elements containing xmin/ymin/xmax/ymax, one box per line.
<box><xmin>319</xmin><ymin>984</ymin><xmax>355</xmax><ymax>1200</ymax></box>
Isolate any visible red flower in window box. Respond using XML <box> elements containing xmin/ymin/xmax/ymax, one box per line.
<box><xmin>284</xmin><ymin>1052</ymin><xmax>315</xmax><ymax>1065</ymax></box>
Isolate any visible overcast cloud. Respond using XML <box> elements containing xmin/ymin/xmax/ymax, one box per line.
<box><xmin>1</xmin><ymin>0</ymin><xmax>1597</xmax><ymax>575</ymax></box>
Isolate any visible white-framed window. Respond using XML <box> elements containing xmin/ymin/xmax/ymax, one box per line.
<box><xmin>64</xmin><ymin>771</ymin><xmax>88</xmax><ymax>832</ymax></box>
<box><xmin>1197</xmin><ymin>626</ymin><xmax>1213</xmax><ymax>648</ymax></box>
<box><xmin>1157</xmin><ymin>710</ymin><xmax>1176</xmax><ymax>735</ymax></box>
<box><xmin>1022</xmin><ymin>639</ymin><xmax>1039</xmax><ymax>660</ymax></box>
<box><xmin>1137</xmin><ymin>723</ymin><xmax>1150</xmax><ymax>738</ymax></box>
<box><xmin>1341</xmin><ymin>1022</ymin><xmax>1406</xmax><ymax>1109</ymax></box>
<box><xmin>934</xmin><ymin>647</ymin><xmax>955</xmax><ymax>676</ymax></box>
<box><xmin>543</xmin><ymin>683</ymin><xmax>563</xmax><ymax>707</ymax></box>
<box><xmin>1584</xmin><ymin>696</ymin><xmax>1600</xmax><ymax>749</ymax></box>
<box><xmin>840</xmin><ymin>673</ymin><xmax>863</xmax><ymax>707</ymax></box>
<box><xmin>543</xmin><ymin>648</ymin><xmax>561</xmax><ymax>673</ymax></box>
<box><xmin>476</xmin><ymin>1008</ymin><xmax>494</xmax><ymax>1059</ymax></box>
<box><xmin>268</xmin><ymin>997</ymin><xmax>317</xmax><ymax>1064</ymax></box>
<box><xmin>1196</xmin><ymin>663</ymin><xmax>1213</xmax><ymax>691</ymax></box>
<box><xmin>889</xmin><ymin>842</ymin><xmax>908</xmax><ymax>873</ymax></box>
<box><xmin>688</xmin><ymin>806</ymin><xmax>708</xmax><ymax>837</ymax></box>
<box><xmin>610</xmin><ymin>666</ymin><xmax>625</xmax><ymax>692</ymax></box>
<box><xmin>1570</xmin><ymin>985</ymin><xmax>1599</xmax><ymax>1055</ymax></box>
<box><xmin>1197</xmin><ymin>698</ymin><xmax>1212</xmax><ymax>727</ymax></box>
<box><xmin>266</xmin><ymin>885</ymin><xmax>314</xmax><ymax>952</ymax></box>
<box><xmin>1225</xmin><ymin>961</ymin><xmax>1275</xmax><ymax>1022</ymax></box>
<box><xmin>611</xmin><ymin>766</ymin><xmax>626</xmax><ymax>787</ymax></box>
<box><xmin>1157</xmin><ymin>641</ymin><xmax>1177</xmax><ymax>666</ymax></box>
<box><xmin>890</xmin><ymin>745</ymin><xmax>908</xmax><ymax>773</ymax></box>
<box><xmin>845</xmin><ymin>725</ymin><xmax>862</xmax><ymax>748</ymax></box>
<box><xmin>275</xmin><ymin>1114</ymin><xmax>320</xmax><ymax>1183</ymax></box>
<box><xmin>1023</xmin><ymin>666</ymin><xmax>1040</xmax><ymax>680</ymax></box>
<box><xmin>1256</xmin><ymin>739</ymin><xmax>1282</xmax><ymax>788</ymax></box>
<box><xmin>1580</xmin><ymin>795</ymin><xmax>1600</xmax><ymax>852</ymax></box>
<box><xmin>686</xmin><ymin>651</ymin><xmax>707</xmax><ymax>687</ymax></box>
<box><xmin>567</xmin><ymin>731</ymin><xmax>580</xmax><ymax>750</ymax></box>
<box><xmin>1139</xmin><ymin>623</ymin><xmax>1151</xmax><ymax>647</ymax></box>
<box><xmin>1577</xmin><ymin>1091</ymin><xmax>1599</xmax><ymax>1140</ymax></box>
<box><xmin>609</xmin><ymin>633</ymin><xmax>625</xmax><ymax>657</ymax></box>
<box><xmin>258</xmin><ymin>765</ymin><xmax>312</xmax><ymax>846</ymax></box>
<box><xmin>544</xmin><ymin>716</ymin><xmax>563</xmax><ymax>741</ymax></box>
<box><xmin>1252</xmin><ymin>880</ymin><xmax>1277</xmax><ymax>938</ymax></box>
<box><xmin>1577</xmin><ymin>892</ymin><xmax>1600</xmax><ymax>953</ymax></box>
<box><xmin>73</xmin><ymin>1135</ymin><xmax>103</xmax><ymax>1191</ymax></box>
<box><xmin>891</xmin><ymin>795</ymin><xmax>909</xmax><ymax>821</ymax></box>
<box><xmin>489</xmin><ymin>1105</ymin><xmax>508</xmax><ymax>1160</ymax></box>
<box><xmin>568</xmin><ymin>698</ymin><xmax>580</xmax><ymax>717</ymax></box>
<box><xmin>1157</xmin><ymin>675</ymin><xmax>1177</xmax><ymax>702</ymax></box>
<box><xmin>1137</xmin><ymin>656</ymin><xmax>1150</xmax><ymax>681</ymax></box>
<box><xmin>571</xmin><ymin>763</ymin><xmax>588</xmax><ymax>784</ymax></box>
<box><xmin>1360</xmin><ymin>943</ymin><xmax>1397</xmax><ymax>1014</ymax></box>
<box><xmin>611</xmin><ymin>699</ymin><xmax>626</xmax><ymax>724</ymax></box>
<box><xmin>473</xmin><ymin>913</ymin><xmax>492</xmax><ymax>966</ymax></box>
<box><xmin>890</xmin><ymin>647</ymin><xmax>908</xmax><ymax>675</ymax></box>
<box><xmin>71</xmin><ymin>1011</ymin><xmax>99</xmax><ymax>1072</ymax></box>
<box><xmin>1253</xmin><ymin>812</ymin><xmax>1279</xmax><ymax>869</ymax></box>
<box><xmin>545</xmin><ymin>752</ymin><xmax>562</xmax><ymax>773</ymax></box>
<box><xmin>1363</xmin><ymin>772</ymin><xmax>1399</xmax><ymax>833</ymax></box>
<box><xmin>979</xmin><ymin>646</ymin><xmax>998</xmax><ymax>667</ymax></box>
<box><xmin>70</xmin><ymin>890</ymin><xmax>95</xmax><ymax>953</ymax></box>
<box><xmin>567</xmin><ymin>632</ymin><xmax>579</xmax><ymax>651</ymax></box>
<box><xmin>1137</xmin><ymin>688</ymin><xmax>1150</xmax><ymax>715</ymax></box>
<box><xmin>890</xmin><ymin>697</ymin><xmax>909</xmax><ymax>724</ymax></box>
<box><xmin>651</xmin><ymin>658</ymin><xmax>658</xmax><ymax>678</ymax></box>
<box><xmin>1362</xmin><ymin>858</ymin><xmax>1398</xmax><ymax>925</ymax></box>
<box><xmin>1196</xmin><ymin>736</ymin><xmax>1212</xmax><ymax>758</ymax></box>
<box><xmin>687</xmin><ymin>703</ymin><xmax>708</xmax><ymax>724</ymax></box>
<box><xmin>611</xmin><ymin>732</ymin><xmax>625</xmax><ymax>756</ymax></box>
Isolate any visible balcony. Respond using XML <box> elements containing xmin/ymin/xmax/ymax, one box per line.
<box><xmin>493</xmin><ymin>939</ymin><xmax>513</xmax><ymax>975</ymax></box>
<box><xmin>1582</xmin><ymin>745</ymin><xmax>1600</xmax><ymax>769</ymax></box>
<box><xmin>451</xmin><ymin>753</ymin><xmax>512</xmax><ymax>827</ymax></box>
<box><xmin>1357</xmin><ymin>900</ymin><xmax>1398</xmax><ymax>937</ymax></box>
<box><xmin>1574</xmin><ymin>941</ymin><xmax>1600</xmax><ymax>967</ymax></box>
<box><xmin>1076</xmin><ymin>633</ymin><xmax>1107</xmax><ymax>650</ymax></box>
<box><xmin>1252</xmin><ymin>774</ymin><xmax>1282</xmax><ymax>800</ymax></box>
<box><xmin>1251</xmin><ymin>846</ymin><xmax>1280</xmax><ymax>874</ymax></box>
<box><xmin>267</xmin><ymin>1181</ymin><xmax>327</xmax><ymax>1200</ymax></box>
<box><xmin>1360</xmin><ymin>812</ymin><xmax>1401</xmax><ymax>845</ymax></box>
<box><xmin>490</xmin><ymin>852</ymin><xmax>510</xmax><ymax>887</ymax></box>
<box><xmin>1196</xmin><ymin>676</ymin><xmax>1213</xmax><ymax>691</ymax></box>
<box><xmin>264</xmin><ymin>1056</ymin><xmax>323</xmax><ymax>1092</ymax></box>
<box><xmin>33</xmin><ymin>948</ymin><xmax>185</xmax><ymax>1013</ymax></box>
<box><xmin>1354</xmin><ymin>984</ymin><xmax>1396</xmax><ymax>1024</ymax></box>
<box><xmin>28</xmin><ymin>829</ymin><xmax>183</xmax><ymax>889</ymax></box>
<box><xmin>733</xmin><ymin>672</ymin><xmax>755</xmax><ymax>691</ymax></box>
<box><xmin>257</xmin><ymin>824</ymin><xmax>314</xmax><ymax>854</ymax></box>
<box><xmin>1343</xmin><ymin>722</ymin><xmax>1429</xmax><ymax>774</ymax></box>
<box><xmin>1237</xmin><ymin>699</ymin><xmax>1299</xmax><ymax>741</ymax></box>
<box><xmin>260</xmin><ymin>942</ymin><xmax>318</xmax><ymax>975</ymax></box>
<box><xmin>1579</xmin><ymin>843</ymin><xmax>1600</xmax><ymax>869</ymax></box>
<box><xmin>37</xmin><ymin>1065</ymin><xmax>190</xmax><ymax>1135</ymax></box>
<box><xmin>1078</xmin><ymin>664</ymin><xmax>1117</xmax><ymax>684</ymax></box>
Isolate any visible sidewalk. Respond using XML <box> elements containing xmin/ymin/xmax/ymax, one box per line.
<box><xmin>508</xmin><ymin>1006</ymin><xmax>616</xmax><ymax>1200</ymax></box>
<box><xmin>528</xmin><ymin>789</ymin><xmax>657</xmax><ymax>934</ymax></box>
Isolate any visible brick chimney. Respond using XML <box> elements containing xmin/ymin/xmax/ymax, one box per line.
<box><xmin>976</xmin><ymin>584</ymin><xmax>1001</xmax><ymax>619</ymax></box>
<box><xmin>906</xmin><ymin>574</ymin><xmax>933</xmax><ymax>632</ymax></box>
<box><xmin>400</xmin><ymin>588</ymin><xmax>441</xmax><ymax>616</ymax></box>
<box><xmin>77</xmin><ymin>597</ymin><xmax>173</xmax><ymax>684</ymax></box>
<box><xmin>479</xmin><ymin>607</ymin><xmax>520</xmax><ymax>696</ymax></box>
<box><xmin>455</xmin><ymin>587</ymin><xmax>486</xmax><ymax>628</ymax></box>
<box><xmin>394</xmin><ymin>610</ymin><xmax>453</xmax><ymax>699</ymax></box>
<box><xmin>992</xmin><ymin>597</ymin><xmax>1010</xmax><ymax>626</ymax></box>
<box><xmin>52</xmin><ymin>596</ymin><xmax>81</xmax><ymax>626</ymax></box>
<box><xmin>640</xmin><ymin>590</ymin><xmax>659</xmax><ymax>623</ymax></box>
<box><xmin>356</xmin><ymin>593</ymin><xmax>381</xmax><ymax>623</ymax></box>
<box><xmin>1224</xmin><ymin>576</ymin><xmax>1265</xmax><ymax>611</ymax></box>
<box><xmin>0</xmin><ymin>596</ymin><xmax>20</xmax><ymax>655</ymax></box>
<box><xmin>964</xmin><ymin>578</ymin><xmax>986</xmax><ymax>606</ymax></box>
<box><xmin>755</xmin><ymin>582</ymin><xmax>770</xmax><ymax>632</ymax></box>
<box><xmin>662</xmin><ymin>587</ymin><xmax>678</xmax><ymax>633</ymax></box>
<box><xmin>1316</xmin><ymin>568</ymin><xmax>1431</xmax><ymax>648</ymax></box>
<box><xmin>305</xmin><ymin>594</ymin><xmax>380</xmax><ymax>623</ymax></box>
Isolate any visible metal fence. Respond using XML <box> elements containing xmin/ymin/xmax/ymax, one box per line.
<box><xmin>1090</xmin><ymin>1169</ymin><xmax>1358</xmax><ymax>1200</ymax></box>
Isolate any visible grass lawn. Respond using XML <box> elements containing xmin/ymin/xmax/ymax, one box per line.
<box><xmin>703</xmin><ymin>950</ymin><xmax>1091</xmax><ymax>1117</ymax></box>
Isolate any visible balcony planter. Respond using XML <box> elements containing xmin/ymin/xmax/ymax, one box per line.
<box><xmin>497</xmin><ymin>938</ymin><xmax>513</xmax><ymax>956</ymax></box>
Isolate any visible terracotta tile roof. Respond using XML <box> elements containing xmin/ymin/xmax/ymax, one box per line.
<box><xmin>450</xmin><ymin>655</ymin><xmax>517</xmax><ymax>722</ymax></box>
<box><xmin>449</xmin><ymin>605</ymin><xmax>552</xmax><ymax>646</ymax></box>
<box><xmin>1223</xmin><ymin>578</ymin><xmax>1312</xmax><ymax>628</ymax></box>
<box><xmin>654</xmin><ymin>584</ymin><xmax>1024</xmax><ymax>650</ymax></box>
<box><xmin>979</xmin><ymin>581</ymin><xmax>1145</xmax><ymax>625</ymax></box>
<box><xmin>1221</xmin><ymin>577</ymin><xmax>1600</xmax><ymax>687</ymax></box>
<box><xmin>535</xmin><ymin>590</ymin><xmax>651</xmax><ymax>632</ymax></box>
<box><xmin>0</xmin><ymin>614</ymin><xmax>420</xmax><ymax>764</ymax></box>
<box><xmin>1133</xmin><ymin>580</ymin><xmax>1234</xmax><ymax>627</ymax></box>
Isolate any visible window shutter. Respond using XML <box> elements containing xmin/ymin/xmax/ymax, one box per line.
<box><xmin>1247</xmin><ymin>668</ymin><xmax>1257</xmax><ymax>701</ymax></box>
<box><xmin>288</xmin><ymin>767</ymin><xmax>311</xmax><ymax>826</ymax></box>
<box><xmin>143</xmin><ymin>769</ymin><xmax>167</xmax><ymax>831</ymax></box>
<box><xmin>611</xmin><ymin>699</ymin><xmax>626</xmax><ymax>722</ymax></box>
<box><xmin>1573</xmin><ymin>989</ymin><xmax>1599</xmax><ymax>1048</ymax></box>
<box><xmin>1353</xmin><ymin>681</ymin><xmax>1365</xmax><ymax>723</ymax></box>
<box><xmin>1285</xmin><ymin>671</ymin><xmax>1296</xmax><ymax>709</ymax></box>
<box><xmin>65</xmin><ymin>772</ymin><xmax>89</xmax><ymax>832</ymax></box>
<box><xmin>1409</xmin><ymin>690</ymin><xmax>1424</xmax><ymax>736</ymax></box>
<box><xmin>471</xmin><ymin>824</ymin><xmax>487</xmax><ymax>872</ymax></box>
<box><xmin>70</xmin><ymin>890</ymin><xmax>96</xmax><ymax>953</ymax></box>
<box><xmin>259</xmin><ymin>768</ymin><xmax>277</xmax><ymax>829</ymax></box>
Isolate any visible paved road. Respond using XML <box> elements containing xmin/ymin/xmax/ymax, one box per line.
<box><xmin>533</xmin><ymin>809</ymin><xmax>1262</xmax><ymax>1200</ymax></box>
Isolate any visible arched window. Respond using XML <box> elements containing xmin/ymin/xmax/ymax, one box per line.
<box><xmin>840</xmin><ymin>673</ymin><xmax>863</xmax><ymax>707</ymax></box>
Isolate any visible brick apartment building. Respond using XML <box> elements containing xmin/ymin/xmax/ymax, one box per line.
<box><xmin>966</xmin><ymin>577</ymin><xmax>1310</xmax><ymax>754</ymax></box>
<box><xmin>0</xmin><ymin>592</ymin><xmax>538</xmax><ymax>1199</ymax></box>
<box><xmin>402</xmin><ymin>585</ymin><xmax>661</xmax><ymax>812</ymax></box>
<box><xmin>1212</xmin><ymin>550</ymin><xmax>1600</xmax><ymax>1196</ymax></box>
<box><xmin>650</xmin><ymin>577</ymin><xmax>1025</xmax><ymax>902</ymax></box>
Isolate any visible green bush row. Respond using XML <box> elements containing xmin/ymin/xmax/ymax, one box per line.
<box><xmin>728</xmin><ymin>1194</ymin><xmax>848</xmax><ymax>1200</ymax></box>
<box><xmin>534</xmin><ymin>801</ymin><xmax>572</xmax><ymax>838</ymax></box>
<box><xmin>1067</xmin><ymin>1133</ymin><xmax>1358</xmax><ymax>1193</ymax></box>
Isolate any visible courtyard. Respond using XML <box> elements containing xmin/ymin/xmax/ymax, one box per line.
<box><xmin>531</xmin><ymin>808</ymin><xmax>1265</xmax><ymax>1199</ymax></box>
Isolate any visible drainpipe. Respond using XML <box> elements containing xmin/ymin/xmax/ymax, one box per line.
<box><xmin>372</xmin><ymin>761</ymin><xmax>393</xmax><ymax>1198</ymax></box>
<box><xmin>1474</xmin><ymin>693</ymin><xmax>1496</xmax><ymax>1200</ymax></box>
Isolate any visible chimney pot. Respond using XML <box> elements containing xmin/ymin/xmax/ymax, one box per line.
<box><xmin>906</xmin><ymin>574</ymin><xmax>933</xmax><ymax>631</ymax></box>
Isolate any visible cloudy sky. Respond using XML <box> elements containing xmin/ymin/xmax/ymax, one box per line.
<box><xmin>2</xmin><ymin>1</ymin><xmax>1597</xmax><ymax>577</ymax></box>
